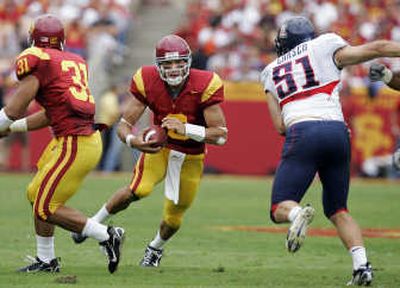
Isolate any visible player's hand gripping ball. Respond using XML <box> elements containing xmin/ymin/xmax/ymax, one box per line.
<box><xmin>143</xmin><ymin>126</ymin><xmax>168</xmax><ymax>148</ymax></box>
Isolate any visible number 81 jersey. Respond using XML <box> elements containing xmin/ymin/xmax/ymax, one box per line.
<box><xmin>15</xmin><ymin>47</ymin><xmax>95</xmax><ymax>137</ymax></box>
<box><xmin>261</xmin><ymin>33</ymin><xmax>348</xmax><ymax>128</ymax></box>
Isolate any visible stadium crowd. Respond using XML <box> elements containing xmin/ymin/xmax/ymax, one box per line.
<box><xmin>0</xmin><ymin>0</ymin><xmax>135</xmax><ymax>170</ymax></box>
<box><xmin>175</xmin><ymin>0</ymin><xmax>400</xmax><ymax>177</ymax></box>
<box><xmin>0</xmin><ymin>0</ymin><xmax>399</xmax><ymax>177</ymax></box>
<box><xmin>176</xmin><ymin>0</ymin><xmax>400</xmax><ymax>83</ymax></box>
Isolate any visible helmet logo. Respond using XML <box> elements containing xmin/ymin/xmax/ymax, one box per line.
<box><xmin>280</xmin><ymin>25</ymin><xmax>287</xmax><ymax>38</ymax></box>
<box><xmin>50</xmin><ymin>37</ymin><xmax>58</xmax><ymax>45</ymax></box>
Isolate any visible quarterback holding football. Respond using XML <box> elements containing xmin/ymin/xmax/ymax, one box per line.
<box><xmin>71</xmin><ymin>34</ymin><xmax>228</xmax><ymax>267</ymax></box>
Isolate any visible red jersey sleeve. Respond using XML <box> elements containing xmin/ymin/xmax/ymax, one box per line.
<box><xmin>15</xmin><ymin>47</ymin><xmax>50</xmax><ymax>81</ymax></box>
<box><xmin>130</xmin><ymin>68</ymin><xmax>148</xmax><ymax>105</ymax></box>
<box><xmin>200</xmin><ymin>72</ymin><xmax>224</xmax><ymax>108</ymax></box>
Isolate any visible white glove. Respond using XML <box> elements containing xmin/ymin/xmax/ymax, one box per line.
<box><xmin>393</xmin><ymin>148</ymin><xmax>400</xmax><ymax>170</ymax></box>
<box><xmin>369</xmin><ymin>63</ymin><xmax>393</xmax><ymax>84</ymax></box>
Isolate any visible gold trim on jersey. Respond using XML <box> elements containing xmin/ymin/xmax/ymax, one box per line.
<box><xmin>133</xmin><ymin>68</ymin><xmax>146</xmax><ymax>98</ymax></box>
<box><xmin>18</xmin><ymin>47</ymin><xmax>50</xmax><ymax>60</ymax></box>
<box><xmin>201</xmin><ymin>73</ymin><xmax>223</xmax><ymax>103</ymax></box>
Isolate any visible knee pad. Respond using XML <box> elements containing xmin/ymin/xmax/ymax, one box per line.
<box><xmin>163</xmin><ymin>213</ymin><xmax>183</xmax><ymax>230</ymax></box>
<box><xmin>133</xmin><ymin>183</ymin><xmax>153</xmax><ymax>199</ymax></box>
<box><xmin>26</xmin><ymin>184</ymin><xmax>37</xmax><ymax>205</ymax></box>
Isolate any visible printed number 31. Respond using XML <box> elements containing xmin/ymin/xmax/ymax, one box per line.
<box><xmin>61</xmin><ymin>60</ymin><xmax>94</xmax><ymax>103</ymax></box>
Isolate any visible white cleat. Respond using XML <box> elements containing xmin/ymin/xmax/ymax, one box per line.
<box><xmin>286</xmin><ymin>205</ymin><xmax>315</xmax><ymax>253</ymax></box>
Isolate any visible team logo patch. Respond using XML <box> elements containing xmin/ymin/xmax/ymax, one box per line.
<box><xmin>50</xmin><ymin>37</ymin><xmax>59</xmax><ymax>45</ymax></box>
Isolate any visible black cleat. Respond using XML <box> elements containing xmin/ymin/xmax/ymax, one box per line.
<box><xmin>347</xmin><ymin>262</ymin><xmax>374</xmax><ymax>286</ymax></box>
<box><xmin>139</xmin><ymin>245</ymin><xmax>163</xmax><ymax>267</ymax></box>
<box><xmin>17</xmin><ymin>256</ymin><xmax>60</xmax><ymax>273</ymax></box>
<box><xmin>71</xmin><ymin>232</ymin><xmax>88</xmax><ymax>244</ymax></box>
<box><xmin>99</xmin><ymin>226</ymin><xmax>125</xmax><ymax>273</ymax></box>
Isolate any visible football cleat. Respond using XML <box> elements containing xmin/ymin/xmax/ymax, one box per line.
<box><xmin>71</xmin><ymin>231</ymin><xmax>88</xmax><ymax>244</ymax></box>
<box><xmin>286</xmin><ymin>205</ymin><xmax>315</xmax><ymax>253</ymax></box>
<box><xmin>347</xmin><ymin>262</ymin><xmax>373</xmax><ymax>286</ymax></box>
<box><xmin>99</xmin><ymin>226</ymin><xmax>125</xmax><ymax>274</ymax></box>
<box><xmin>139</xmin><ymin>245</ymin><xmax>163</xmax><ymax>267</ymax></box>
<box><xmin>17</xmin><ymin>256</ymin><xmax>60</xmax><ymax>273</ymax></box>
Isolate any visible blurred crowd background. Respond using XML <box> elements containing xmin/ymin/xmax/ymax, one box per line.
<box><xmin>0</xmin><ymin>0</ymin><xmax>399</xmax><ymax>178</ymax></box>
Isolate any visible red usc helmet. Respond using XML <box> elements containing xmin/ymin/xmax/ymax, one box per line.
<box><xmin>29</xmin><ymin>14</ymin><xmax>65</xmax><ymax>50</ymax></box>
<box><xmin>155</xmin><ymin>35</ymin><xmax>192</xmax><ymax>86</ymax></box>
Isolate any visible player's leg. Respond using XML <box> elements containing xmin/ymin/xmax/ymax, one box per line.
<box><xmin>72</xmin><ymin>149</ymin><xmax>168</xmax><ymax>238</ymax></box>
<box><xmin>140</xmin><ymin>153</ymin><xmax>204</xmax><ymax>267</ymax></box>
<box><xmin>270</xmin><ymin>123</ymin><xmax>318</xmax><ymax>253</ymax></box>
<box><xmin>18</xmin><ymin>139</ymin><xmax>61</xmax><ymax>272</ymax></box>
<box><xmin>35</xmin><ymin>133</ymin><xmax>124</xmax><ymax>273</ymax></box>
<box><xmin>318</xmin><ymin>121</ymin><xmax>373</xmax><ymax>286</ymax></box>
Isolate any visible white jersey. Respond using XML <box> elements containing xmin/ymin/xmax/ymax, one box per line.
<box><xmin>261</xmin><ymin>33</ymin><xmax>348</xmax><ymax>128</ymax></box>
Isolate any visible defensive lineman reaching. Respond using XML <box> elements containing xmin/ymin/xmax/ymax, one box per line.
<box><xmin>261</xmin><ymin>16</ymin><xmax>400</xmax><ymax>286</ymax></box>
<box><xmin>369</xmin><ymin>63</ymin><xmax>400</xmax><ymax>170</ymax></box>
<box><xmin>72</xmin><ymin>34</ymin><xmax>228</xmax><ymax>267</ymax></box>
<box><xmin>0</xmin><ymin>14</ymin><xmax>124</xmax><ymax>273</ymax></box>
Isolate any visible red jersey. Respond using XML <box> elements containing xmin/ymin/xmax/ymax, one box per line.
<box><xmin>15</xmin><ymin>47</ymin><xmax>95</xmax><ymax>137</ymax></box>
<box><xmin>130</xmin><ymin>66</ymin><xmax>224</xmax><ymax>154</ymax></box>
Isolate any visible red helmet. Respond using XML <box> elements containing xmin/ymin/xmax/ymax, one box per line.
<box><xmin>29</xmin><ymin>14</ymin><xmax>65</xmax><ymax>50</ymax></box>
<box><xmin>155</xmin><ymin>35</ymin><xmax>192</xmax><ymax>86</ymax></box>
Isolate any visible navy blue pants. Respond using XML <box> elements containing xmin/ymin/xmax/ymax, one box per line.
<box><xmin>271</xmin><ymin>121</ymin><xmax>351</xmax><ymax>219</ymax></box>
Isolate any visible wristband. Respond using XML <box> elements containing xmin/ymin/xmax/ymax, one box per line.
<box><xmin>0</xmin><ymin>108</ymin><xmax>13</xmax><ymax>131</ymax></box>
<box><xmin>382</xmin><ymin>68</ymin><xmax>393</xmax><ymax>84</ymax></box>
<box><xmin>9</xmin><ymin>118</ymin><xmax>28</xmax><ymax>132</ymax></box>
<box><xmin>125</xmin><ymin>134</ymin><xmax>136</xmax><ymax>147</ymax></box>
<box><xmin>185</xmin><ymin>123</ymin><xmax>205</xmax><ymax>142</ymax></box>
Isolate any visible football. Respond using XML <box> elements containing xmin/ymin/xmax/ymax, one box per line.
<box><xmin>143</xmin><ymin>126</ymin><xmax>168</xmax><ymax>147</ymax></box>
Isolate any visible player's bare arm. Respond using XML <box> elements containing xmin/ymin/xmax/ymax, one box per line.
<box><xmin>118</xmin><ymin>96</ymin><xmax>161</xmax><ymax>153</ymax></box>
<box><xmin>203</xmin><ymin>104</ymin><xmax>227</xmax><ymax>145</ymax></box>
<box><xmin>386</xmin><ymin>71</ymin><xmax>400</xmax><ymax>90</ymax></box>
<box><xmin>4</xmin><ymin>75</ymin><xmax>39</xmax><ymax>120</ymax></box>
<box><xmin>7</xmin><ymin>109</ymin><xmax>50</xmax><ymax>133</ymax></box>
<box><xmin>265</xmin><ymin>91</ymin><xmax>285</xmax><ymax>135</ymax></box>
<box><xmin>26</xmin><ymin>110</ymin><xmax>50</xmax><ymax>130</ymax></box>
<box><xmin>335</xmin><ymin>40</ymin><xmax>400</xmax><ymax>68</ymax></box>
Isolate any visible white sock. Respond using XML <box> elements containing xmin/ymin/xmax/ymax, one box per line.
<box><xmin>36</xmin><ymin>235</ymin><xmax>55</xmax><ymax>263</ymax></box>
<box><xmin>82</xmin><ymin>218</ymin><xmax>109</xmax><ymax>242</ymax></box>
<box><xmin>288</xmin><ymin>206</ymin><xmax>302</xmax><ymax>222</ymax></box>
<box><xmin>149</xmin><ymin>231</ymin><xmax>166</xmax><ymax>250</ymax></box>
<box><xmin>350</xmin><ymin>246</ymin><xmax>368</xmax><ymax>270</ymax></box>
<box><xmin>91</xmin><ymin>204</ymin><xmax>110</xmax><ymax>223</ymax></box>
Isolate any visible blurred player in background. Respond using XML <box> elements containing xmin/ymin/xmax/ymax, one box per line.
<box><xmin>0</xmin><ymin>14</ymin><xmax>124</xmax><ymax>274</ymax></box>
<box><xmin>261</xmin><ymin>16</ymin><xmax>400</xmax><ymax>286</ymax></box>
<box><xmin>71</xmin><ymin>34</ymin><xmax>228</xmax><ymax>267</ymax></box>
<box><xmin>369</xmin><ymin>63</ymin><xmax>400</xmax><ymax>171</ymax></box>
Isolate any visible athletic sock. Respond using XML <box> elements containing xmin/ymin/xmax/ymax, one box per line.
<box><xmin>350</xmin><ymin>246</ymin><xmax>368</xmax><ymax>270</ymax></box>
<box><xmin>288</xmin><ymin>206</ymin><xmax>302</xmax><ymax>222</ymax></box>
<box><xmin>82</xmin><ymin>218</ymin><xmax>109</xmax><ymax>242</ymax></box>
<box><xmin>149</xmin><ymin>231</ymin><xmax>166</xmax><ymax>250</ymax></box>
<box><xmin>91</xmin><ymin>204</ymin><xmax>110</xmax><ymax>223</ymax></box>
<box><xmin>36</xmin><ymin>235</ymin><xmax>55</xmax><ymax>263</ymax></box>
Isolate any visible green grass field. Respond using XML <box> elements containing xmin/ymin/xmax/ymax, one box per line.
<box><xmin>0</xmin><ymin>173</ymin><xmax>399</xmax><ymax>287</ymax></box>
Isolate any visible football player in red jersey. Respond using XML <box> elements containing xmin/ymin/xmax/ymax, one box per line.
<box><xmin>71</xmin><ymin>34</ymin><xmax>228</xmax><ymax>267</ymax></box>
<box><xmin>0</xmin><ymin>14</ymin><xmax>124</xmax><ymax>273</ymax></box>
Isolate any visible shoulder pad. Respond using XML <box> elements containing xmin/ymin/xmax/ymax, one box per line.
<box><xmin>15</xmin><ymin>47</ymin><xmax>50</xmax><ymax>80</ymax></box>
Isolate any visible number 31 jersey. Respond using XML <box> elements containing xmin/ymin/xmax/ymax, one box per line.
<box><xmin>261</xmin><ymin>33</ymin><xmax>348</xmax><ymax>128</ymax></box>
<box><xmin>15</xmin><ymin>47</ymin><xmax>95</xmax><ymax>137</ymax></box>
